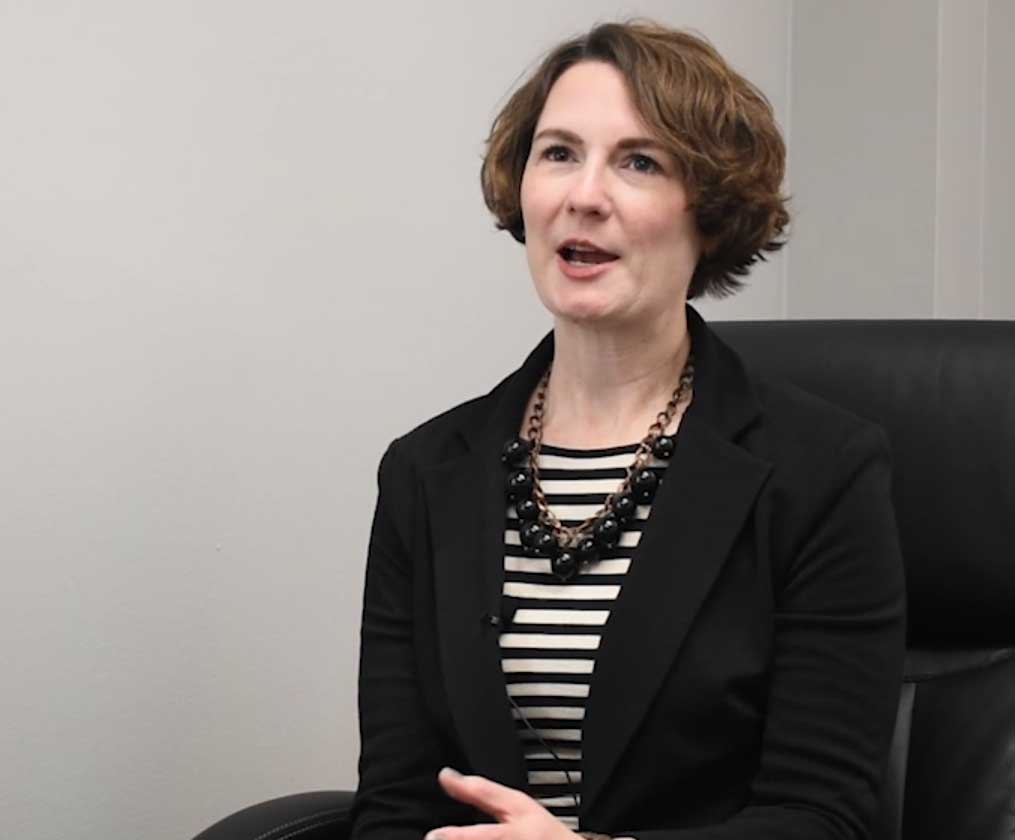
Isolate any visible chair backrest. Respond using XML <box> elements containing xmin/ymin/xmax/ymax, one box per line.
<box><xmin>713</xmin><ymin>319</ymin><xmax>1015</xmax><ymax>840</ymax></box>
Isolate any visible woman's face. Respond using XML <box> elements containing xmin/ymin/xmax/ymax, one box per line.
<box><xmin>520</xmin><ymin>61</ymin><xmax>703</xmax><ymax>327</ymax></box>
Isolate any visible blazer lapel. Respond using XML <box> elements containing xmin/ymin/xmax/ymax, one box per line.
<box><xmin>580</xmin><ymin>307</ymin><xmax>772</xmax><ymax>816</ymax></box>
<box><xmin>580</xmin><ymin>419</ymin><xmax>771</xmax><ymax>814</ymax></box>
<box><xmin>424</xmin><ymin>331</ymin><xmax>555</xmax><ymax>791</ymax></box>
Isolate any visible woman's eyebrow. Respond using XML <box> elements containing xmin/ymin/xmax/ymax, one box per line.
<box><xmin>533</xmin><ymin>127</ymin><xmax>667</xmax><ymax>152</ymax></box>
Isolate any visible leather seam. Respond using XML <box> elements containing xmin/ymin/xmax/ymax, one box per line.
<box><xmin>250</xmin><ymin>809</ymin><xmax>347</xmax><ymax>840</ymax></box>
<box><xmin>274</xmin><ymin>817</ymin><xmax>345</xmax><ymax>840</ymax></box>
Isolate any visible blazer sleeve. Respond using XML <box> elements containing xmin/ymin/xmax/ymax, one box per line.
<box><xmin>349</xmin><ymin>440</ymin><xmax>475</xmax><ymax>840</ymax></box>
<box><xmin>625</xmin><ymin>423</ymin><xmax>907</xmax><ymax>840</ymax></box>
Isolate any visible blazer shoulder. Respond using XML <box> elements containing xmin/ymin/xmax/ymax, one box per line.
<box><xmin>744</xmin><ymin>375</ymin><xmax>893</xmax><ymax>521</ymax></box>
<box><xmin>751</xmin><ymin>374</ymin><xmax>890</xmax><ymax>459</ymax></box>
<box><xmin>386</xmin><ymin>379</ymin><xmax>506</xmax><ymax>468</ymax></box>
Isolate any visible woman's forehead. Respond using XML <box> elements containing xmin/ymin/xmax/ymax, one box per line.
<box><xmin>536</xmin><ymin>62</ymin><xmax>656</xmax><ymax>142</ymax></box>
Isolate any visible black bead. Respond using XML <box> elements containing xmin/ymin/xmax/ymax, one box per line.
<box><xmin>520</xmin><ymin>521</ymin><xmax>543</xmax><ymax>548</ymax></box>
<box><xmin>593</xmin><ymin>515</ymin><xmax>621</xmax><ymax>550</ymax></box>
<box><xmin>632</xmin><ymin>468</ymin><xmax>659</xmax><ymax>504</ymax></box>
<box><xmin>551</xmin><ymin>550</ymin><xmax>578</xmax><ymax>581</ymax></box>
<box><xmin>652</xmin><ymin>435</ymin><xmax>676</xmax><ymax>460</ymax></box>
<box><xmin>575</xmin><ymin>536</ymin><xmax>599</xmax><ymax>566</ymax></box>
<box><xmin>501</xmin><ymin>437</ymin><xmax>531</xmax><ymax>466</ymax></box>
<box><xmin>506</xmin><ymin>468</ymin><xmax>534</xmax><ymax>501</ymax></box>
<box><xmin>613</xmin><ymin>492</ymin><xmax>637</xmax><ymax>522</ymax></box>
<box><xmin>534</xmin><ymin>530</ymin><xmax>560</xmax><ymax>557</ymax></box>
<box><xmin>514</xmin><ymin>498</ymin><xmax>539</xmax><ymax>522</ymax></box>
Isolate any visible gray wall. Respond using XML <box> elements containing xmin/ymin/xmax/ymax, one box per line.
<box><xmin>983</xmin><ymin>0</ymin><xmax>1015</xmax><ymax>315</ymax></box>
<box><xmin>0</xmin><ymin>2</ymin><xmax>1009</xmax><ymax>840</ymax></box>
<box><xmin>784</xmin><ymin>0</ymin><xmax>1014</xmax><ymax>320</ymax></box>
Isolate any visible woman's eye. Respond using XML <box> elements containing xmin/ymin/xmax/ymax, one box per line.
<box><xmin>627</xmin><ymin>153</ymin><xmax>661</xmax><ymax>174</ymax></box>
<box><xmin>541</xmin><ymin>145</ymin><xmax>572</xmax><ymax>162</ymax></box>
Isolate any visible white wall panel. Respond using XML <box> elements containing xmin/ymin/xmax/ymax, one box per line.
<box><xmin>787</xmin><ymin>1</ymin><xmax>938</xmax><ymax>318</ymax></box>
<box><xmin>983</xmin><ymin>0</ymin><xmax>1015</xmax><ymax>317</ymax></box>
<box><xmin>934</xmin><ymin>0</ymin><xmax>987</xmax><ymax>317</ymax></box>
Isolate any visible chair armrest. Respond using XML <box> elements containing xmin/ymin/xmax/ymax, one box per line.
<box><xmin>193</xmin><ymin>790</ymin><xmax>354</xmax><ymax>840</ymax></box>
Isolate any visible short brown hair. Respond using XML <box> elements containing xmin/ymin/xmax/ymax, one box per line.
<box><xmin>480</xmin><ymin>20</ymin><xmax>790</xmax><ymax>299</ymax></box>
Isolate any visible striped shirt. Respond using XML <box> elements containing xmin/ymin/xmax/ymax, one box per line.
<box><xmin>499</xmin><ymin>441</ymin><xmax>669</xmax><ymax>831</ymax></box>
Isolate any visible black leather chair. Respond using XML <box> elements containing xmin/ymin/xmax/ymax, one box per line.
<box><xmin>195</xmin><ymin>319</ymin><xmax>1015</xmax><ymax>840</ymax></box>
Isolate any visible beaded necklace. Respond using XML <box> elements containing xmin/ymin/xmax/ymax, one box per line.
<box><xmin>500</xmin><ymin>355</ymin><xmax>694</xmax><ymax>582</ymax></box>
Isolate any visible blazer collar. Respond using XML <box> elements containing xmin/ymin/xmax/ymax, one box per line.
<box><xmin>421</xmin><ymin>304</ymin><xmax>772</xmax><ymax>811</ymax></box>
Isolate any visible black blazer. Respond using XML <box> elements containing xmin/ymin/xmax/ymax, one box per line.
<box><xmin>350</xmin><ymin>306</ymin><xmax>906</xmax><ymax>840</ymax></box>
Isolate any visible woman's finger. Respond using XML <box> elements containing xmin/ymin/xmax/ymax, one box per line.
<box><xmin>435</xmin><ymin>767</ymin><xmax>531</xmax><ymax>820</ymax></box>
<box><xmin>424</xmin><ymin>823</ymin><xmax>503</xmax><ymax>840</ymax></box>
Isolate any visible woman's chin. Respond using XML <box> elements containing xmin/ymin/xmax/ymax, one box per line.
<box><xmin>552</xmin><ymin>299</ymin><xmax>622</xmax><ymax>326</ymax></box>
<box><xmin>531</xmin><ymin>273</ymin><xmax>633</xmax><ymax>325</ymax></box>
<box><xmin>544</xmin><ymin>283</ymin><xmax>622</xmax><ymax>321</ymax></box>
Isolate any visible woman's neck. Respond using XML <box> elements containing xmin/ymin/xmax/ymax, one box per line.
<box><xmin>528</xmin><ymin>307</ymin><xmax>692</xmax><ymax>449</ymax></box>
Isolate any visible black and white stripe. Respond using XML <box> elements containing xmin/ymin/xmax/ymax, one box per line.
<box><xmin>499</xmin><ymin>442</ymin><xmax>666</xmax><ymax>830</ymax></box>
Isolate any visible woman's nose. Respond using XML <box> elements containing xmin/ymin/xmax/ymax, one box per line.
<box><xmin>566</xmin><ymin>164</ymin><xmax>611</xmax><ymax>217</ymax></box>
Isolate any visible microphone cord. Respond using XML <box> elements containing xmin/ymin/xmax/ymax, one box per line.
<box><xmin>490</xmin><ymin>599</ymin><xmax>581</xmax><ymax>817</ymax></box>
<box><xmin>506</xmin><ymin>685</ymin><xmax>582</xmax><ymax>816</ymax></box>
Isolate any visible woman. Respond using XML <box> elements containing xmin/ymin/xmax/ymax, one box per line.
<box><xmin>350</xmin><ymin>20</ymin><xmax>905</xmax><ymax>840</ymax></box>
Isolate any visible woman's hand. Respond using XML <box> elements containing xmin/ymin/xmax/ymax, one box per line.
<box><xmin>424</xmin><ymin>767</ymin><xmax>581</xmax><ymax>840</ymax></box>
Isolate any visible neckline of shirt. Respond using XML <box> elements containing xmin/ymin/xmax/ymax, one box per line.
<box><xmin>538</xmin><ymin>442</ymin><xmax>642</xmax><ymax>457</ymax></box>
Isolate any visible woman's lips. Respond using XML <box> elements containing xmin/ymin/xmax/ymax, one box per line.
<box><xmin>556</xmin><ymin>251</ymin><xmax>618</xmax><ymax>280</ymax></box>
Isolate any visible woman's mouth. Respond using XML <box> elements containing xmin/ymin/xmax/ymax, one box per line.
<box><xmin>556</xmin><ymin>247</ymin><xmax>619</xmax><ymax>280</ymax></box>
<box><xmin>559</xmin><ymin>245</ymin><xmax>619</xmax><ymax>264</ymax></box>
